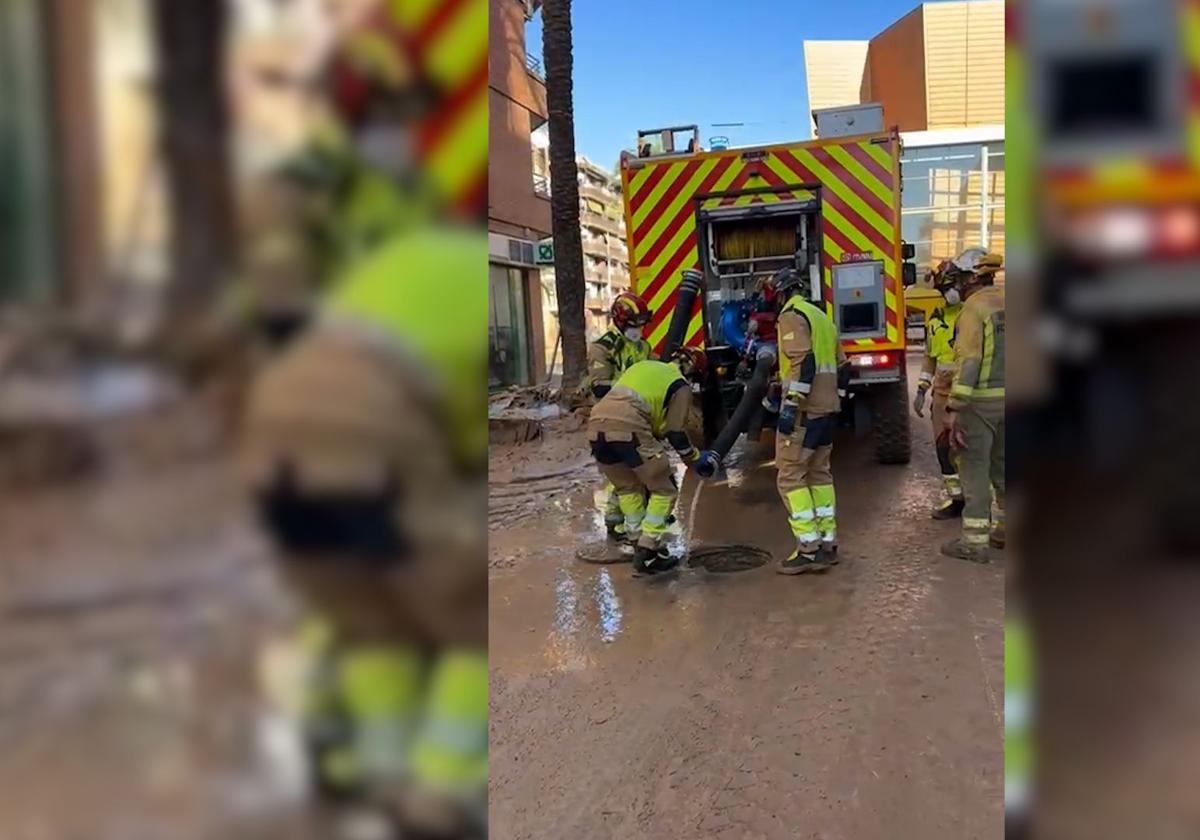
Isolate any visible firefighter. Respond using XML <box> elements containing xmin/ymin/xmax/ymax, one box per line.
<box><xmin>912</xmin><ymin>259</ymin><xmax>965</xmax><ymax>519</ymax></box>
<box><xmin>587</xmin><ymin>349</ymin><xmax>714</xmax><ymax>576</ymax></box>
<box><xmin>771</xmin><ymin>267</ymin><xmax>849</xmax><ymax>574</ymax></box>
<box><xmin>586</xmin><ymin>291</ymin><xmax>653</xmax><ymax>538</ymax></box>
<box><xmin>941</xmin><ymin>252</ymin><xmax>1005</xmax><ymax>561</ymax></box>
<box><xmin>242</xmin><ymin>227</ymin><xmax>488</xmax><ymax>836</ymax></box>
<box><xmin>240</xmin><ymin>7</ymin><xmax>487</xmax><ymax>836</ymax></box>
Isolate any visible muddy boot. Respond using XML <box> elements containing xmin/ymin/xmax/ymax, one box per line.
<box><xmin>776</xmin><ymin>548</ymin><xmax>830</xmax><ymax>575</ymax></box>
<box><xmin>940</xmin><ymin>538</ymin><xmax>991</xmax><ymax>563</ymax></box>
<box><xmin>605</xmin><ymin>520</ymin><xmax>626</xmax><ymax>540</ymax></box>
<box><xmin>931</xmin><ymin>497</ymin><xmax>964</xmax><ymax>520</ymax></box>
<box><xmin>821</xmin><ymin>544</ymin><xmax>839</xmax><ymax>565</ymax></box>
<box><xmin>989</xmin><ymin>524</ymin><xmax>1005</xmax><ymax>549</ymax></box>
<box><xmin>632</xmin><ymin>546</ymin><xmax>679</xmax><ymax>577</ymax></box>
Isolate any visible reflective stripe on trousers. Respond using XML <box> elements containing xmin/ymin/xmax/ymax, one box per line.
<box><xmin>811</xmin><ymin>483</ymin><xmax>836</xmax><ymax>544</ymax></box>
<box><xmin>784</xmin><ymin>487</ymin><xmax>820</xmax><ymax>549</ymax></box>
<box><xmin>640</xmin><ymin>493</ymin><xmax>675</xmax><ymax>547</ymax></box>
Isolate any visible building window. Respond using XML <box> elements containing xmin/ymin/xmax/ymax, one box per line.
<box><xmin>900</xmin><ymin>141</ymin><xmax>1004</xmax><ymax>276</ymax></box>
<box><xmin>489</xmin><ymin>263</ymin><xmax>532</xmax><ymax>388</ymax></box>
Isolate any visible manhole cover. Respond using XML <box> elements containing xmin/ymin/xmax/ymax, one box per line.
<box><xmin>687</xmin><ymin>544</ymin><xmax>771</xmax><ymax>573</ymax></box>
<box><xmin>576</xmin><ymin>540</ymin><xmax>633</xmax><ymax>564</ymax></box>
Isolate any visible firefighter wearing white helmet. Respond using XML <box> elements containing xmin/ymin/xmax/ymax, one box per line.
<box><xmin>941</xmin><ymin>251</ymin><xmax>1006</xmax><ymax>561</ymax></box>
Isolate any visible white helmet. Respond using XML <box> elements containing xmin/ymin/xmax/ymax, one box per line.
<box><xmin>951</xmin><ymin>247</ymin><xmax>989</xmax><ymax>273</ymax></box>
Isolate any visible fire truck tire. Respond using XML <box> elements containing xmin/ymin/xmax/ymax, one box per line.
<box><xmin>870</xmin><ymin>380</ymin><xmax>912</xmax><ymax>464</ymax></box>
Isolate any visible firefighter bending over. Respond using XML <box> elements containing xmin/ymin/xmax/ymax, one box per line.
<box><xmin>771</xmin><ymin>267</ymin><xmax>849</xmax><ymax>575</ymax></box>
<box><xmin>585</xmin><ymin>291</ymin><xmax>653</xmax><ymax>538</ymax></box>
<box><xmin>587</xmin><ymin>349</ymin><xmax>714</xmax><ymax>576</ymax></box>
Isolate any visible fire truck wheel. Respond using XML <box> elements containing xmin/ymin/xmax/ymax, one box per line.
<box><xmin>870</xmin><ymin>380</ymin><xmax>912</xmax><ymax>465</ymax></box>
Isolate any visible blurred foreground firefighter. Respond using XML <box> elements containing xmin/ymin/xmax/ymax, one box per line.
<box><xmin>912</xmin><ymin>258</ymin><xmax>966</xmax><ymax>519</ymax></box>
<box><xmin>587</xmin><ymin>349</ymin><xmax>714</xmax><ymax>576</ymax></box>
<box><xmin>584</xmin><ymin>291</ymin><xmax>653</xmax><ymax>538</ymax></box>
<box><xmin>941</xmin><ymin>252</ymin><xmax>1005</xmax><ymax>562</ymax></box>
<box><xmin>240</xmin><ymin>6</ymin><xmax>487</xmax><ymax>837</ymax></box>
<box><xmin>771</xmin><ymin>267</ymin><xmax>850</xmax><ymax>574</ymax></box>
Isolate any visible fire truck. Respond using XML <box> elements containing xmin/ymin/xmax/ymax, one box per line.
<box><xmin>619</xmin><ymin>106</ymin><xmax>918</xmax><ymax>464</ymax></box>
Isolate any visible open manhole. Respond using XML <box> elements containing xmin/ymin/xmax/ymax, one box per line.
<box><xmin>687</xmin><ymin>544</ymin><xmax>771</xmax><ymax>574</ymax></box>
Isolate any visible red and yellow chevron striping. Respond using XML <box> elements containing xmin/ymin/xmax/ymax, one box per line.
<box><xmin>622</xmin><ymin>134</ymin><xmax>903</xmax><ymax>354</ymax></box>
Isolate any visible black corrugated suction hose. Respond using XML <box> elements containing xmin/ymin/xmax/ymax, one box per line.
<box><xmin>709</xmin><ymin>348</ymin><xmax>775</xmax><ymax>460</ymax></box>
<box><xmin>661</xmin><ymin>269</ymin><xmax>704</xmax><ymax>361</ymax></box>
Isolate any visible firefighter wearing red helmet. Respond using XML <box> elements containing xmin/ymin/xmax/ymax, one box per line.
<box><xmin>585</xmin><ymin>291</ymin><xmax>653</xmax><ymax>399</ymax></box>
<box><xmin>586</xmin><ymin>291</ymin><xmax>654</xmax><ymax>536</ymax></box>
<box><xmin>586</xmin><ymin>347</ymin><xmax>709</xmax><ymax>577</ymax></box>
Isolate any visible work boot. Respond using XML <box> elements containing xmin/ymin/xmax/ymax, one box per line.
<box><xmin>632</xmin><ymin>546</ymin><xmax>679</xmax><ymax>577</ymax></box>
<box><xmin>605</xmin><ymin>520</ymin><xmax>626</xmax><ymax>540</ymax></box>
<box><xmin>776</xmin><ymin>548</ymin><xmax>830</xmax><ymax>575</ymax></box>
<box><xmin>820</xmin><ymin>543</ymin><xmax>839</xmax><ymax>565</ymax></box>
<box><xmin>990</xmin><ymin>525</ymin><xmax>1006</xmax><ymax>549</ymax></box>
<box><xmin>932</xmin><ymin>497</ymin><xmax>965</xmax><ymax>520</ymax></box>
<box><xmin>940</xmin><ymin>538</ymin><xmax>991</xmax><ymax>563</ymax></box>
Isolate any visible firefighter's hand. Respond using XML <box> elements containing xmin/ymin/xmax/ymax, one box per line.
<box><xmin>695</xmin><ymin>450</ymin><xmax>721</xmax><ymax>479</ymax></box>
<box><xmin>945</xmin><ymin>410</ymin><xmax>967</xmax><ymax>450</ymax></box>
<box><xmin>912</xmin><ymin>385</ymin><xmax>928</xmax><ymax>418</ymax></box>
<box><xmin>778</xmin><ymin>402</ymin><xmax>799</xmax><ymax>436</ymax></box>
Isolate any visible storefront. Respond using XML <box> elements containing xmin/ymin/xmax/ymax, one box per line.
<box><xmin>488</xmin><ymin>233</ymin><xmax>543</xmax><ymax>389</ymax></box>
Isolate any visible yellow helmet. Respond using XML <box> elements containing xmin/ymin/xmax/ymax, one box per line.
<box><xmin>972</xmin><ymin>252</ymin><xmax>1004</xmax><ymax>281</ymax></box>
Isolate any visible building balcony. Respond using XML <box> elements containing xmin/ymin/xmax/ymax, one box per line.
<box><xmin>586</xmin><ymin>296</ymin><xmax>609</xmax><ymax>312</ymax></box>
<box><xmin>532</xmin><ymin>172</ymin><xmax>551</xmax><ymax>199</ymax></box>
<box><xmin>581</xmin><ymin>209</ymin><xmax>623</xmax><ymax>236</ymax></box>
<box><xmin>579</xmin><ymin>182</ymin><xmax>618</xmax><ymax>204</ymax></box>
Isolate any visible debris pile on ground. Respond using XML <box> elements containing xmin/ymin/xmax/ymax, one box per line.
<box><xmin>488</xmin><ymin>384</ymin><xmax>589</xmax><ymax>445</ymax></box>
<box><xmin>489</xmin><ymin>408</ymin><xmax>593</xmax><ymax>529</ymax></box>
<box><xmin>0</xmin><ymin>313</ymin><xmax>221</xmax><ymax>487</ymax></box>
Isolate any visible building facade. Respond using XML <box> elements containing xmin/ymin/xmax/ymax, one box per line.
<box><xmin>533</xmin><ymin>144</ymin><xmax>632</xmax><ymax>378</ymax></box>
<box><xmin>804</xmin><ymin>0</ymin><xmax>1004</xmax><ymax>276</ymax></box>
<box><xmin>488</xmin><ymin>0</ymin><xmax>552</xmax><ymax>388</ymax></box>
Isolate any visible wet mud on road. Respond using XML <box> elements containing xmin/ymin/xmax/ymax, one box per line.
<box><xmin>0</xmin><ymin>456</ymin><xmax>326</xmax><ymax>839</ymax></box>
<box><xmin>489</xmin><ymin>357</ymin><xmax>1004</xmax><ymax>839</ymax></box>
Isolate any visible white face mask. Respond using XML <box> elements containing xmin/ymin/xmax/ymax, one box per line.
<box><xmin>624</xmin><ymin>326</ymin><xmax>643</xmax><ymax>341</ymax></box>
<box><xmin>943</xmin><ymin>288</ymin><xmax>961</xmax><ymax>306</ymax></box>
<box><xmin>354</xmin><ymin>124</ymin><xmax>414</xmax><ymax>178</ymax></box>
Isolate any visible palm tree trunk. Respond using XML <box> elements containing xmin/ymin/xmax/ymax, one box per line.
<box><xmin>151</xmin><ymin>0</ymin><xmax>237</xmax><ymax>321</ymax></box>
<box><xmin>541</xmin><ymin>0</ymin><xmax>587</xmax><ymax>391</ymax></box>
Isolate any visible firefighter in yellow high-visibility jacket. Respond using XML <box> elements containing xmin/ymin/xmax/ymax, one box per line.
<box><xmin>941</xmin><ymin>253</ymin><xmax>1005</xmax><ymax>561</ymax></box>
<box><xmin>240</xmin><ymin>4</ymin><xmax>488</xmax><ymax>834</ymax></box>
<box><xmin>912</xmin><ymin>259</ymin><xmax>964</xmax><ymax>519</ymax></box>
<box><xmin>771</xmin><ymin>268</ymin><xmax>849</xmax><ymax>574</ymax></box>
<box><xmin>585</xmin><ymin>291</ymin><xmax>653</xmax><ymax>538</ymax></box>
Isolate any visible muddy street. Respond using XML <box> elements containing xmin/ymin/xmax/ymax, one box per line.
<box><xmin>0</xmin><ymin>449</ymin><xmax>327</xmax><ymax>839</ymax></box>
<box><xmin>488</xmin><ymin>354</ymin><xmax>1004</xmax><ymax>839</ymax></box>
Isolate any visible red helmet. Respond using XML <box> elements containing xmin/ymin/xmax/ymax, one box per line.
<box><xmin>611</xmin><ymin>291</ymin><xmax>652</xmax><ymax>331</ymax></box>
<box><xmin>671</xmin><ymin>346</ymin><xmax>709</xmax><ymax>383</ymax></box>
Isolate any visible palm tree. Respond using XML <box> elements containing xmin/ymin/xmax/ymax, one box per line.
<box><xmin>151</xmin><ymin>0</ymin><xmax>236</xmax><ymax>321</ymax></box>
<box><xmin>541</xmin><ymin>0</ymin><xmax>587</xmax><ymax>390</ymax></box>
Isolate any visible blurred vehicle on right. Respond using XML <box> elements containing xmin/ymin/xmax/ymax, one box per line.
<box><xmin>1016</xmin><ymin>0</ymin><xmax>1200</xmax><ymax>547</ymax></box>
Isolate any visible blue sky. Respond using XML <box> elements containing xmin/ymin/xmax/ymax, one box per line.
<box><xmin>527</xmin><ymin>0</ymin><xmax>926</xmax><ymax>171</ymax></box>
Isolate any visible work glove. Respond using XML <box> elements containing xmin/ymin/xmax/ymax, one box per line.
<box><xmin>777</xmin><ymin>402</ymin><xmax>799</xmax><ymax>436</ymax></box>
<box><xmin>945</xmin><ymin>409</ymin><xmax>967</xmax><ymax>450</ymax></box>
<box><xmin>912</xmin><ymin>384</ymin><xmax>928</xmax><ymax>418</ymax></box>
<box><xmin>695</xmin><ymin>450</ymin><xmax>721</xmax><ymax>479</ymax></box>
